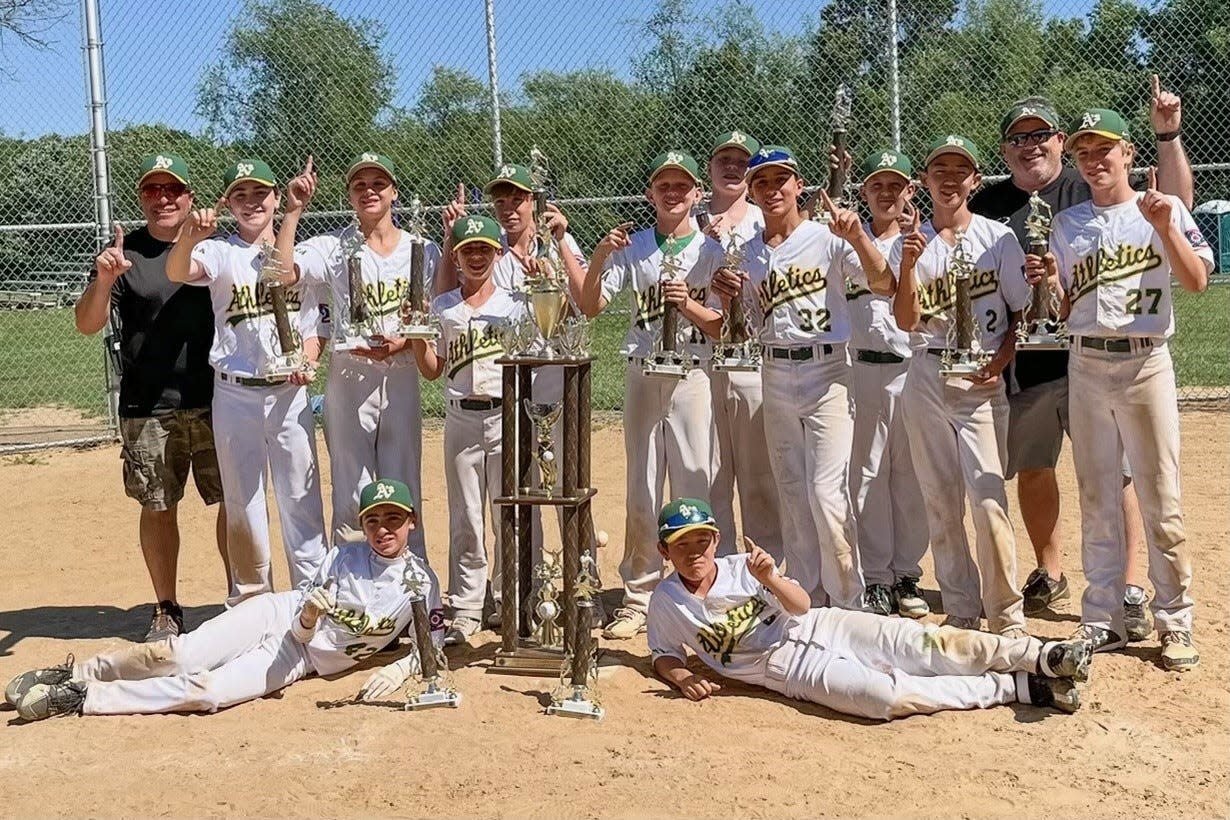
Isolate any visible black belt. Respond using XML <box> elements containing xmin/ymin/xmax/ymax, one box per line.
<box><xmin>1076</xmin><ymin>336</ymin><xmax>1155</xmax><ymax>353</ymax></box>
<box><xmin>218</xmin><ymin>371</ymin><xmax>290</xmax><ymax>387</ymax></box>
<box><xmin>767</xmin><ymin>345</ymin><xmax>833</xmax><ymax>361</ymax></box>
<box><xmin>856</xmin><ymin>349</ymin><xmax>905</xmax><ymax>364</ymax></box>
<box><xmin>926</xmin><ymin>348</ymin><xmax>946</xmax><ymax>358</ymax></box>
<box><xmin>455</xmin><ymin>397</ymin><xmax>501</xmax><ymax>411</ymax></box>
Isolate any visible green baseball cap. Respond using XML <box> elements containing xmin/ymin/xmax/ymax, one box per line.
<box><xmin>710</xmin><ymin>130</ymin><xmax>761</xmax><ymax>158</ymax></box>
<box><xmin>484</xmin><ymin>163</ymin><xmax>536</xmax><ymax>194</ymax></box>
<box><xmin>860</xmin><ymin>148</ymin><xmax>913</xmax><ymax>182</ymax></box>
<box><xmin>923</xmin><ymin>135</ymin><xmax>982</xmax><ymax>169</ymax></box>
<box><xmin>745</xmin><ymin>145</ymin><xmax>801</xmax><ymax>181</ymax></box>
<box><xmin>346</xmin><ymin>152</ymin><xmax>398</xmax><ymax>185</ymax></box>
<box><xmin>451</xmin><ymin>214</ymin><xmax>503</xmax><ymax>250</ymax></box>
<box><xmin>658</xmin><ymin>498</ymin><xmax>720</xmax><ymax>544</ymax></box>
<box><xmin>222</xmin><ymin>158</ymin><xmax>277</xmax><ymax>196</ymax></box>
<box><xmin>647</xmin><ymin>150</ymin><xmax>702</xmax><ymax>184</ymax></box>
<box><xmin>1000</xmin><ymin>98</ymin><xmax>1062</xmax><ymax>138</ymax></box>
<box><xmin>1066</xmin><ymin>108</ymin><xmax>1131</xmax><ymax>149</ymax></box>
<box><xmin>137</xmin><ymin>153</ymin><xmax>192</xmax><ymax>188</ymax></box>
<box><xmin>358</xmin><ymin>478</ymin><xmax>415</xmax><ymax>519</ymax></box>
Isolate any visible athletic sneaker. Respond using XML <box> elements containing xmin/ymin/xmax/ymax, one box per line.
<box><xmin>16</xmin><ymin>681</ymin><xmax>87</xmax><ymax>721</ymax></box>
<box><xmin>893</xmin><ymin>577</ymin><xmax>929</xmax><ymax>618</ymax></box>
<box><xmin>864</xmin><ymin>584</ymin><xmax>893</xmax><ymax>617</ymax></box>
<box><xmin>1071</xmin><ymin>623</ymin><xmax>1126</xmax><ymax>653</ymax></box>
<box><xmin>942</xmin><ymin>615</ymin><xmax>981</xmax><ymax>630</ymax></box>
<box><xmin>443</xmin><ymin>616</ymin><xmax>481</xmax><ymax>647</ymax></box>
<box><xmin>601</xmin><ymin>608</ymin><xmax>647</xmax><ymax>640</ymax></box>
<box><xmin>144</xmin><ymin>600</ymin><xmax>184</xmax><ymax>643</ymax></box>
<box><xmin>1025</xmin><ymin>674</ymin><xmax>1080</xmax><ymax>713</ymax></box>
<box><xmin>1021</xmin><ymin>568</ymin><xmax>1069</xmax><ymax>614</ymax></box>
<box><xmin>1159</xmin><ymin>631</ymin><xmax>1199</xmax><ymax>672</ymax></box>
<box><xmin>5</xmin><ymin>654</ymin><xmax>75</xmax><ymax>708</ymax></box>
<box><xmin>1043</xmin><ymin>639</ymin><xmax>1092</xmax><ymax>682</ymax></box>
<box><xmin>1123</xmin><ymin>585</ymin><xmax>1154</xmax><ymax>642</ymax></box>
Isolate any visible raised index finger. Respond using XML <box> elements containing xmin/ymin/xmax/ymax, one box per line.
<box><xmin>819</xmin><ymin>189</ymin><xmax>838</xmax><ymax>215</ymax></box>
<box><xmin>1148</xmin><ymin>165</ymin><xmax>1157</xmax><ymax>190</ymax></box>
<box><xmin>112</xmin><ymin>222</ymin><xmax>124</xmax><ymax>250</ymax></box>
<box><xmin>455</xmin><ymin>182</ymin><xmax>466</xmax><ymax>204</ymax></box>
<box><xmin>304</xmin><ymin>154</ymin><xmax>315</xmax><ymax>175</ymax></box>
<box><xmin>1151</xmin><ymin>73</ymin><xmax>1161</xmax><ymax>101</ymax></box>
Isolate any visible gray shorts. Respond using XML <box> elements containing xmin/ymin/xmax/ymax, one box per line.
<box><xmin>120</xmin><ymin>408</ymin><xmax>224</xmax><ymax>511</ymax></box>
<box><xmin>1006</xmin><ymin>376</ymin><xmax>1130</xmax><ymax>480</ymax></box>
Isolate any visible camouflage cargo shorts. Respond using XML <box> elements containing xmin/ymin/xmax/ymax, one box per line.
<box><xmin>120</xmin><ymin>408</ymin><xmax>223</xmax><ymax>510</ymax></box>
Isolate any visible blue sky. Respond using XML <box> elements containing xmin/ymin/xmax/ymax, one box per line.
<box><xmin>1</xmin><ymin>0</ymin><xmax>1098</xmax><ymax>138</ymax></box>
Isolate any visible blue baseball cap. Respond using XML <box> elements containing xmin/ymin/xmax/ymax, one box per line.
<box><xmin>657</xmin><ymin>498</ymin><xmax>720</xmax><ymax>544</ymax></box>
<box><xmin>745</xmin><ymin>145</ymin><xmax>801</xmax><ymax>182</ymax></box>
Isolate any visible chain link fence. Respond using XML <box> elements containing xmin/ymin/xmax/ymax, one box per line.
<box><xmin>1</xmin><ymin>0</ymin><xmax>1227</xmax><ymax>451</ymax></box>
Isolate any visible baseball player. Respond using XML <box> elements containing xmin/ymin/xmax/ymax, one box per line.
<box><xmin>893</xmin><ymin>136</ymin><xmax>1030</xmax><ymax>637</ymax></box>
<box><xmin>712</xmin><ymin>146</ymin><xmax>893</xmax><ymax>610</ymax></box>
<box><xmin>578</xmin><ymin>150</ymin><xmax>725</xmax><ymax>639</ymax></box>
<box><xmin>848</xmin><ymin>148</ymin><xmax>930</xmax><ymax>619</ymax></box>
<box><xmin>698</xmin><ymin>131</ymin><xmax>782</xmax><ymax>562</ymax></box>
<box><xmin>646</xmin><ymin>498</ymin><xmax>1090</xmax><ymax>719</ymax></box>
<box><xmin>409</xmin><ymin>214</ymin><xmax>523</xmax><ymax>645</ymax></box>
<box><xmin>165</xmin><ymin>157</ymin><xmax>327</xmax><ymax>607</ymax></box>
<box><xmin>8</xmin><ymin>479</ymin><xmax>444</xmax><ymax>720</ymax></box>
<box><xmin>292</xmin><ymin>153</ymin><xmax>439</xmax><ymax>556</ymax></box>
<box><xmin>1051</xmin><ymin>108</ymin><xmax>1211</xmax><ymax>670</ymax></box>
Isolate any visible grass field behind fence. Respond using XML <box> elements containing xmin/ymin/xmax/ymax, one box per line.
<box><xmin>1</xmin><ymin>283</ymin><xmax>1226</xmax><ymax>421</ymax></box>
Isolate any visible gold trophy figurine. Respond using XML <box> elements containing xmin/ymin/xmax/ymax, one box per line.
<box><xmin>1015</xmin><ymin>191</ymin><xmax>1068</xmax><ymax>350</ymax></box>
<box><xmin>939</xmin><ymin>229</ymin><xmax>993</xmax><ymax>379</ymax></box>
<box><xmin>711</xmin><ymin>235</ymin><xmax>761</xmax><ymax>372</ymax></box>
<box><xmin>522</xmin><ymin>399</ymin><xmax>564</xmax><ymax>496</ymax></box>
<box><xmin>396</xmin><ymin>196</ymin><xmax>441</xmax><ymax>340</ymax></box>
<box><xmin>643</xmin><ymin>249</ymin><xmax>697</xmax><ymax>378</ymax></box>
<box><xmin>258</xmin><ymin>242</ymin><xmax>306</xmax><ymax>379</ymax></box>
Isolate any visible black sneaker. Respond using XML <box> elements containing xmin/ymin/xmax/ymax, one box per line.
<box><xmin>1123</xmin><ymin>585</ymin><xmax>1153</xmax><ymax>642</ymax></box>
<box><xmin>1071</xmin><ymin>623</ymin><xmax>1126</xmax><ymax>653</ymax></box>
<box><xmin>1021</xmin><ymin>568</ymin><xmax>1069</xmax><ymax>614</ymax></box>
<box><xmin>864</xmin><ymin>584</ymin><xmax>893</xmax><ymax>616</ymax></box>
<box><xmin>1025</xmin><ymin>674</ymin><xmax>1080</xmax><ymax>713</ymax></box>
<box><xmin>892</xmin><ymin>576</ymin><xmax>930</xmax><ymax>619</ymax></box>
<box><xmin>144</xmin><ymin>600</ymin><xmax>184</xmax><ymax>643</ymax></box>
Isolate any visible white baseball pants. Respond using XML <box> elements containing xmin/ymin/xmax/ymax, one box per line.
<box><xmin>444</xmin><ymin>404</ymin><xmax>504</xmax><ymax>618</ymax></box>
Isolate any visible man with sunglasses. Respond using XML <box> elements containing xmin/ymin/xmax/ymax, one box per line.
<box><xmin>969</xmin><ymin>81</ymin><xmax>1193</xmax><ymax>638</ymax></box>
<box><xmin>74</xmin><ymin>153</ymin><xmax>228</xmax><ymax>643</ymax></box>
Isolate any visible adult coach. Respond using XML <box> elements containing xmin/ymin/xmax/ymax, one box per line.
<box><xmin>74</xmin><ymin>153</ymin><xmax>229</xmax><ymax>642</ymax></box>
<box><xmin>968</xmin><ymin>78</ymin><xmax>1193</xmax><ymax>638</ymax></box>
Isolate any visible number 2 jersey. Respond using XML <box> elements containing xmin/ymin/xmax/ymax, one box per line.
<box><xmin>1050</xmin><ymin>193</ymin><xmax>1213</xmax><ymax>340</ymax></box>
<box><xmin>303</xmin><ymin>542</ymin><xmax>444</xmax><ymax>675</ymax></box>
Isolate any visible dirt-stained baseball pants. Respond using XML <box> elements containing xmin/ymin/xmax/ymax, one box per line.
<box><xmin>444</xmin><ymin>403</ymin><xmax>504</xmax><ymax>619</ymax></box>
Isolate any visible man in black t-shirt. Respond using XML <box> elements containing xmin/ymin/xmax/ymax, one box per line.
<box><xmin>969</xmin><ymin>85</ymin><xmax>1193</xmax><ymax>640</ymax></box>
<box><xmin>74</xmin><ymin>153</ymin><xmax>229</xmax><ymax>642</ymax></box>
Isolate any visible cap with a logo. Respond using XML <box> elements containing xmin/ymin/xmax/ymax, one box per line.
<box><xmin>860</xmin><ymin>149</ymin><xmax>913</xmax><ymax>182</ymax></box>
<box><xmin>657</xmin><ymin>498</ymin><xmax>720</xmax><ymax>544</ymax></box>
<box><xmin>138</xmin><ymin>153</ymin><xmax>192</xmax><ymax>189</ymax></box>
<box><xmin>710</xmin><ymin>130</ymin><xmax>761</xmax><ymax>158</ymax></box>
<box><xmin>647</xmin><ymin>150</ymin><xmax>701</xmax><ymax>184</ymax></box>
<box><xmin>358</xmin><ymin>478</ymin><xmax>416</xmax><ymax>519</ymax></box>
<box><xmin>484</xmin><ymin>163</ymin><xmax>536</xmax><ymax>194</ymax></box>
<box><xmin>346</xmin><ymin>152</ymin><xmax>398</xmax><ymax>185</ymax></box>
<box><xmin>1000</xmin><ymin>99</ymin><xmax>1062</xmax><ymax>138</ymax></box>
<box><xmin>745</xmin><ymin>145</ymin><xmax>801</xmax><ymax>181</ymax></box>
<box><xmin>923</xmin><ymin>135</ymin><xmax>982</xmax><ymax>169</ymax></box>
<box><xmin>1066</xmin><ymin>108</ymin><xmax>1131</xmax><ymax>149</ymax></box>
<box><xmin>222</xmin><ymin>158</ymin><xmax>277</xmax><ymax>196</ymax></box>
<box><xmin>451</xmin><ymin>214</ymin><xmax>503</xmax><ymax>251</ymax></box>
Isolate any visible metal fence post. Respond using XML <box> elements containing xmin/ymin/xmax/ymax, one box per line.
<box><xmin>484</xmin><ymin>0</ymin><xmax>504</xmax><ymax>171</ymax></box>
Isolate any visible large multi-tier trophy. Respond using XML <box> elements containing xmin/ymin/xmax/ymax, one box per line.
<box><xmin>712</xmin><ymin>235</ymin><xmax>761</xmax><ymax>372</ymax></box>
<box><xmin>546</xmin><ymin>549</ymin><xmax>603</xmax><ymax>721</ymax></box>
<box><xmin>1015</xmin><ymin>191</ymin><xmax>1068</xmax><ymax>350</ymax></box>
<box><xmin>643</xmin><ymin>250</ymin><xmax>698</xmax><ymax>378</ymax></box>
<box><xmin>401</xmin><ymin>567</ymin><xmax>461</xmax><ymax>711</ymax></box>
<box><xmin>815</xmin><ymin>84</ymin><xmax>853</xmax><ymax>225</ymax></box>
<box><xmin>939</xmin><ymin>229</ymin><xmax>993</xmax><ymax>379</ymax></box>
<box><xmin>525</xmin><ymin>147</ymin><xmax>577</xmax><ymax>358</ymax></box>
<box><xmin>396</xmin><ymin>197</ymin><xmax>440</xmax><ymax>340</ymax></box>
<box><xmin>258</xmin><ymin>242</ymin><xmax>306</xmax><ymax>378</ymax></box>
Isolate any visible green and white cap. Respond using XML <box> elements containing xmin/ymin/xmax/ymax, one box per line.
<box><xmin>923</xmin><ymin>135</ymin><xmax>982</xmax><ymax>169</ymax></box>
<box><xmin>451</xmin><ymin>214</ymin><xmax>503</xmax><ymax>250</ymax></box>
<box><xmin>647</xmin><ymin>150</ymin><xmax>701</xmax><ymax>184</ymax></box>
<box><xmin>860</xmin><ymin>149</ymin><xmax>913</xmax><ymax>182</ymax></box>
<box><xmin>222</xmin><ymin>158</ymin><xmax>277</xmax><ymax>196</ymax></box>
<box><xmin>484</xmin><ymin>163</ymin><xmax>536</xmax><ymax>194</ymax></box>
<box><xmin>137</xmin><ymin>153</ymin><xmax>191</xmax><ymax>188</ymax></box>
<box><xmin>358</xmin><ymin>478</ymin><xmax>415</xmax><ymax>518</ymax></box>
<box><xmin>657</xmin><ymin>497</ymin><xmax>720</xmax><ymax>544</ymax></box>
<box><xmin>1067</xmin><ymin>108</ymin><xmax>1131</xmax><ymax>148</ymax></box>
<box><xmin>1000</xmin><ymin>99</ymin><xmax>1061</xmax><ymax>137</ymax></box>
<box><xmin>346</xmin><ymin>152</ymin><xmax>398</xmax><ymax>185</ymax></box>
<box><xmin>710</xmin><ymin>130</ymin><xmax>761</xmax><ymax>157</ymax></box>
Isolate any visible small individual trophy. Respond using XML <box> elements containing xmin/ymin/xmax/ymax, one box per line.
<box><xmin>711</xmin><ymin>235</ymin><xmax>761</xmax><ymax>372</ymax></box>
<box><xmin>693</xmin><ymin>193</ymin><xmax>713</xmax><ymax>232</ymax></box>
<box><xmin>557</xmin><ymin>314</ymin><xmax>592</xmax><ymax>358</ymax></box>
<box><xmin>643</xmin><ymin>251</ymin><xmax>698</xmax><ymax>378</ymax></box>
<box><xmin>939</xmin><ymin>229</ymin><xmax>992</xmax><ymax>379</ymax></box>
<box><xmin>1015</xmin><ymin>191</ymin><xmax>1068</xmax><ymax>350</ymax></box>
<box><xmin>396</xmin><ymin>197</ymin><xmax>440</xmax><ymax>340</ymax></box>
<box><xmin>401</xmin><ymin>567</ymin><xmax>461</xmax><ymax>710</ymax></box>
<box><xmin>522</xmin><ymin>399</ymin><xmax>564</xmax><ymax>496</ymax></box>
<box><xmin>815</xmin><ymin>84</ymin><xmax>853</xmax><ymax>225</ymax></box>
<box><xmin>258</xmin><ymin>242</ymin><xmax>306</xmax><ymax>378</ymax></box>
<box><xmin>334</xmin><ymin>223</ymin><xmax>383</xmax><ymax>351</ymax></box>
<box><xmin>547</xmin><ymin>550</ymin><xmax>604</xmax><ymax>721</ymax></box>
<box><xmin>522</xmin><ymin>147</ymin><xmax>571</xmax><ymax>358</ymax></box>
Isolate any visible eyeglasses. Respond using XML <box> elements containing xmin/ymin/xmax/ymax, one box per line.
<box><xmin>1003</xmin><ymin>129</ymin><xmax>1060</xmax><ymax>149</ymax></box>
<box><xmin>139</xmin><ymin>182</ymin><xmax>189</xmax><ymax>200</ymax></box>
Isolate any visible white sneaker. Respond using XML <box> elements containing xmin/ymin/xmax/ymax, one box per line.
<box><xmin>443</xmin><ymin>616</ymin><xmax>481</xmax><ymax>646</ymax></box>
<box><xmin>601</xmin><ymin>607</ymin><xmax>646</xmax><ymax>640</ymax></box>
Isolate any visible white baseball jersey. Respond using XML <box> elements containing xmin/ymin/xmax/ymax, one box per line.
<box><xmin>647</xmin><ymin>554</ymin><xmax>796</xmax><ymax>685</ymax></box>
<box><xmin>294</xmin><ymin>226</ymin><xmax>441</xmax><ymax>350</ymax></box>
<box><xmin>601</xmin><ymin>228</ymin><xmax>724</xmax><ymax>358</ymax></box>
<box><xmin>743</xmin><ymin>220</ymin><xmax>868</xmax><ymax>346</ymax></box>
<box><xmin>492</xmin><ymin>232</ymin><xmax>587</xmax><ymax>292</ymax></box>
<box><xmin>305</xmin><ymin>543</ymin><xmax>444</xmax><ymax>675</ymax></box>
<box><xmin>1051</xmin><ymin>194</ymin><xmax>1213</xmax><ymax>340</ymax></box>
<box><xmin>848</xmin><ymin>227</ymin><xmax>912</xmax><ymax>358</ymax></box>
<box><xmin>431</xmin><ymin>287</ymin><xmax>527</xmax><ymax>400</ymax></box>
<box><xmin>189</xmin><ymin>235</ymin><xmax>317</xmax><ymax>377</ymax></box>
<box><xmin>910</xmin><ymin>214</ymin><xmax>1030</xmax><ymax>352</ymax></box>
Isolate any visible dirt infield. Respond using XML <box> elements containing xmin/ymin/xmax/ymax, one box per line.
<box><xmin>0</xmin><ymin>412</ymin><xmax>1226</xmax><ymax>818</ymax></box>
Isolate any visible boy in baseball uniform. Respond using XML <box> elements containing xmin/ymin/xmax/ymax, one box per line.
<box><xmin>579</xmin><ymin>151</ymin><xmax>725</xmax><ymax>639</ymax></box>
<box><xmin>293</xmin><ymin>153</ymin><xmax>439</xmax><ymax>557</ymax></box>
<box><xmin>409</xmin><ymin>214</ymin><xmax>524</xmax><ymax>645</ymax></box>
<box><xmin>8</xmin><ymin>479</ymin><xmax>443</xmax><ymax>720</ymax></box>
<box><xmin>646</xmin><ymin>498</ymin><xmax>1090</xmax><ymax>719</ymax></box>
<box><xmin>849</xmin><ymin>149</ymin><xmax>930</xmax><ymax>619</ymax></box>
<box><xmin>893</xmin><ymin>136</ymin><xmax>1030</xmax><ymax>637</ymax></box>
<box><xmin>1051</xmin><ymin>109</ymin><xmax>1211</xmax><ymax>669</ymax></box>
<box><xmin>166</xmin><ymin>158</ymin><xmax>327</xmax><ymax>607</ymax></box>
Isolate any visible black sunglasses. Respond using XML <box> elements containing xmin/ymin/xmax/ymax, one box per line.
<box><xmin>1003</xmin><ymin>128</ymin><xmax>1060</xmax><ymax>149</ymax></box>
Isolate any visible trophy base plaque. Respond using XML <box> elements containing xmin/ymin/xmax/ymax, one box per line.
<box><xmin>643</xmin><ymin>351</ymin><xmax>696</xmax><ymax>379</ymax></box>
<box><xmin>1016</xmin><ymin>323</ymin><xmax>1069</xmax><ymax>351</ymax></box>
<box><xmin>547</xmin><ymin>686</ymin><xmax>604</xmax><ymax>721</ymax></box>
<box><xmin>491</xmin><ymin>641</ymin><xmax>567</xmax><ymax>676</ymax></box>
<box><xmin>939</xmin><ymin>350</ymin><xmax>992</xmax><ymax>380</ymax></box>
<box><xmin>405</xmin><ymin>681</ymin><xmax>462</xmax><ymax>710</ymax></box>
<box><xmin>262</xmin><ymin>355</ymin><xmax>305</xmax><ymax>380</ymax></box>
<box><xmin>712</xmin><ymin>343</ymin><xmax>762</xmax><ymax>373</ymax></box>
<box><xmin>394</xmin><ymin>325</ymin><xmax>440</xmax><ymax>341</ymax></box>
<box><xmin>333</xmin><ymin>335</ymin><xmax>387</xmax><ymax>353</ymax></box>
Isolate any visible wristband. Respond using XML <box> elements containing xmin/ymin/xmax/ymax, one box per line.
<box><xmin>1155</xmin><ymin>129</ymin><xmax>1182</xmax><ymax>142</ymax></box>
